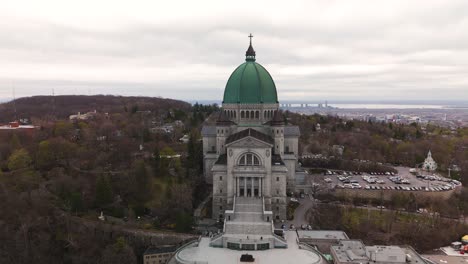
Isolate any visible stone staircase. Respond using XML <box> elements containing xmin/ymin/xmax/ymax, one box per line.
<box><xmin>225</xmin><ymin>222</ymin><xmax>272</xmax><ymax>235</ymax></box>
<box><xmin>224</xmin><ymin>197</ymin><xmax>272</xmax><ymax>235</ymax></box>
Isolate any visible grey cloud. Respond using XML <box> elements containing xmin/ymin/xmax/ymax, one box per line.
<box><xmin>1</xmin><ymin>0</ymin><xmax>468</xmax><ymax>101</ymax></box>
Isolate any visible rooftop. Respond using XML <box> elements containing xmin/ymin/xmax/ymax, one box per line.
<box><xmin>297</xmin><ymin>230</ymin><xmax>349</xmax><ymax>240</ymax></box>
<box><xmin>172</xmin><ymin>231</ymin><xmax>325</xmax><ymax>264</ymax></box>
<box><xmin>331</xmin><ymin>240</ymin><xmax>427</xmax><ymax>264</ymax></box>
<box><xmin>226</xmin><ymin>128</ymin><xmax>274</xmax><ymax>145</ymax></box>
<box><xmin>144</xmin><ymin>246</ymin><xmax>177</xmax><ymax>255</ymax></box>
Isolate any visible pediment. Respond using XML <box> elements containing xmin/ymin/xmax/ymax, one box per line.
<box><xmin>227</xmin><ymin>136</ymin><xmax>272</xmax><ymax>148</ymax></box>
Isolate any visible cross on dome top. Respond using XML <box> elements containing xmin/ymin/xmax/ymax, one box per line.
<box><xmin>245</xmin><ymin>33</ymin><xmax>256</xmax><ymax>61</ymax></box>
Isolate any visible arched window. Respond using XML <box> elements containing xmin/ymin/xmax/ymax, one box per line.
<box><xmin>264</xmin><ymin>111</ymin><xmax>266</xmax><ymax>118</ymax></box>
<box><xmin>241</xmin><ymin>111</ymin><xmax>245</xmax><ymax>118</ymax></box>
<box><xmin>255</xmin><ymin>111</ymin><xmax>259</xmax><ymax>119</ymax></box>
<box><xmin>238</xmin><ymin>153</ymin><xmax>261</xmax><ymax>166</ymax></box>
<box><xmin>251</xmin><ymin>111</ymin><xmax>254</xmax><ymax>119</ymax></box>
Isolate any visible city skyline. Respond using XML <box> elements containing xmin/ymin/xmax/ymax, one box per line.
<box><xmin>2</xmin><ymin>0</ymin><xmax>468</xmax><ymax>101</ymax></box>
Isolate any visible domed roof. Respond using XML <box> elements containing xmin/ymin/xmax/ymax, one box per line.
<box><xmin>222</xmin><ymin>36</ymin><xmax>278</xmax><ymax>104</ymax></box>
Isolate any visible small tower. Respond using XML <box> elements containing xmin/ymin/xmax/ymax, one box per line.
<box><xmin>271</xmin><ymin>111</ymin><xmax>285</xmax><ymax>156</ymax></box>
<box><xmin>216</xmin><ymin>111</ymin><xmax>232</xmax><ymax>155</ymax></box>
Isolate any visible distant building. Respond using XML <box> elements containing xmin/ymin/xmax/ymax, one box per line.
<box><xmin>330</xmin><ymin>240</ymin><xmax>426</xmax><ymax>264</ymax></box>
<box><xmin>179</xmin><ymin>134</ymin><xmax>190</xmax><ymax>143</ymax></box>
<box><xmin>0</xmin><ymin>121</ymin><xmax>38</xmax><ymax>132</ymax></box>
<box><xmin>297</xmin><ymin>230</ymin><xmax>348</xmax><ymax>254</ymax></box>
<box><xmin>150</xmin><ymin>124</ymin><xmax>175</xmax><ymax>134</ymax></box>
<box><xmin>143</xmin><ymin>246</ymin><xmax>176</xmax><ymax>264</ymax></box>
<box><xmin>422</xmin><ymin>150</ymin><xmax>437</xmax><ymax>171</ymax></box>
<box><xmin>69</xmin><ymin>110</ymin><xmax>97</xmax><ymax>121</ymax></box>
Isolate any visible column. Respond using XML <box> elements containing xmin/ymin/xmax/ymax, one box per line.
<box><xmin>259</xmin><ymin>178</ymin><xmax>262</xmax><ymax>197</ymax></box>
<box><xmin>251</xmin><ymin>177</ymin><xmax>254</xmax><ymax>197</ymax></box>
<box><xmin>236</xmin><ymin>177</ymin><xmax>240</xmax><ymax>197</ymax></box>
<box><xmin>245</xmin><ymin>177</ymin><xmax>248</xmax><ymax>197</ymax></box>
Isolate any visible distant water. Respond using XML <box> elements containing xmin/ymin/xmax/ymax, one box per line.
<box><xmin>329</xmin><ymin>104</ymin><xmax>446</xmax><ymax>109</ymax></box>
<box><xmin>283</xmin><ymin>103</ymin><xmax>466</xmax><ymax>109</ymax></box>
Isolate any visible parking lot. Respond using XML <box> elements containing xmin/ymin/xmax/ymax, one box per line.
<box><xmin>317</xmin><ymin>167</ymin><xmax>461</xmax><ymax>192</ymax></box>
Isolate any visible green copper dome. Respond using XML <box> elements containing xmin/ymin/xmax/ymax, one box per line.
<box><xmin>222</xmin><ymin>37</ymin><xmax>278</xmax><ymax>104</ymax></box>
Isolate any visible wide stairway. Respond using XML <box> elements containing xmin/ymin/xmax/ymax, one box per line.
<box><xmin>224</xmin><ymin>197</ymin><xmax>272</xmax><ymax>236</ymax></box>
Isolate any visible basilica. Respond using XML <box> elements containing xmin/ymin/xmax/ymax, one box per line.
<box><xmin>168</xmin><ymin>35</ymin><xmax>428</xmax><ymax>264</ymax></box>
<box><xmin>201</xmin><ymin>36</ymin><xmax>301</xmax><ymax>221</ymax></box>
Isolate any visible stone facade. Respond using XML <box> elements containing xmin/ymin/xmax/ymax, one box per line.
<box><xmin>201</xmin><ymin>39</ymin><xmax>301</xmax><ymax>222</ymax></box>
<box><xmin>203</xmin><ymin>124</ymin><xmax>298</xmax><ymax>221</ymax></box>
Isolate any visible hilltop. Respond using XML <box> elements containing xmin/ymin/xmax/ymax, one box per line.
<box><xmin>0</xmin><ymin>95</ymin><xmax>191</xmax><ymax>122</ymax></box>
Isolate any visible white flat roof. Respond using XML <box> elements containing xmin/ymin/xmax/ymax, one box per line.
<box><xmin>175</xmin><ymin>231</ymin><xmax>325</xmax><ymax>264</ymax></box>
<box><xmin>297</xmin><ymin>230</ymin><xmax>349</xmax><ymax>240</ymax></box>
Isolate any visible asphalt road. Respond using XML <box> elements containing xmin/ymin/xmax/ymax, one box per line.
<box><xmin>275</xmin><ymin>196</ymin><xmax>316</xmax><ymax>229</ymax></box>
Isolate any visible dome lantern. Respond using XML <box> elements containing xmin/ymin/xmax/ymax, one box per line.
<box><xmin>245</xmin><ymin>33</ymin><xmax>256</xmax><ymax>62</ymax></box>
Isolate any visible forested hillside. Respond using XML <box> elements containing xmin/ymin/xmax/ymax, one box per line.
<box><xmin>0</xmin><ymin>96</ymin><xmax>217</xmax><ymax>264</ymax></box>
<box><xmin>0</xmin><ymin>95</ymin><xmax>191</xmax><ymax>122</ymax></box>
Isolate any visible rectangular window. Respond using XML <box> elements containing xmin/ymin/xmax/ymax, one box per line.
<box><xmin>227</xmin><ymin>242</ymin><xmax>241</xmax><ymax>250</ymax></box>
<box><xmin>240</xmin><ymin>155</ymin><xmax>246</xmax><ymax>165</ymax></box>
<box><xmin>276</xmin><ymin>177</ymin><xmax>279</xmax><ymax>181</ymax></box>
<box><xmin>220</xmin><ymin>189</ymin><xmax>223</xmax><ymax>193</ymax></box>
<box><xmin>219</xmin><ymin>176</ymin><xmax>222</xmax><ymax>181</ymax></box>
<box><xmin>246</xmin><ymin>154</ymin><xmax>253</xmax><ymax>165</ymax></box>
<box><xmin>253</xmin><ymin>156</ymin><xmax>260</xmax><ymax>165</ymax></box>
<box><xmin>241</xmin><ymin>244</ymin><xmax>255</xmax><ymax>250</ymax></box>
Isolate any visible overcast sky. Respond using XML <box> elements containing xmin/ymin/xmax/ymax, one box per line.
<box><xmin>1</xmin><ymin>0</ymin><xmax>468</xmax><ymax>102</ymax></box>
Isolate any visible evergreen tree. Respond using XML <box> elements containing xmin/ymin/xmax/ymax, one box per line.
<box><xmin>10</xmin><ymin>134</ymin><xmax>21</xmax><ymax>150</ymax></box>
<box><xmin>152</xmin><ymin>146</ymin><xmax>161</xmax><ymax>174</ymax></box>
<box><xmin>95</xmin><ymin>175</ymin><xmax>113</xmax><ymax>208</ymax></box>
<box><xmin>36</xmin><ymin>140</ymin><xmax>55</xmax><ymax>170</ymax></box>
<box><xmin>7</xmin><ymin>148</ymin><xmax>32</xmax><ymax>171</ymax></box>
<box><xmin>133</xmin><ymin>160</ymin><xmax>152</xmax><ymax>203</ymax></box>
